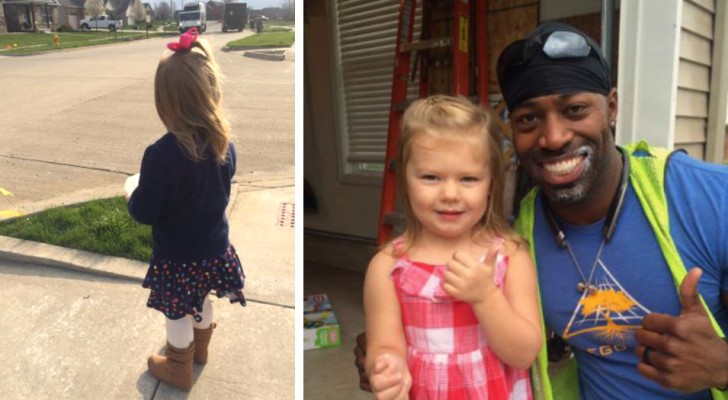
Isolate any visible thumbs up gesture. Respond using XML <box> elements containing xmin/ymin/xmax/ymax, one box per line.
<box><xmin>443</xmin><ymin>247</ymin><xmax>500</xmax><ymax>306</ymax></box>
<box><xmin>635</xmin><ymin>268</ymin><xmax>728</xmax><ymax>391</ymax></box>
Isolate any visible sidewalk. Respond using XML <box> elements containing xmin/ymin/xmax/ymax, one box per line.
<box><xmin>0</xmin><ymin>175</ymin><xmax>295</xmax><ymax>399</ymax></box>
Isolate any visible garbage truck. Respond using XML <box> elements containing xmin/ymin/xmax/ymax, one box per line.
<box><xmin>222</xmin><ymin>2</ymin><xmax>247</xmax><ymax>32</ymax></box>
<box><xmin>178</xmin><ymin>2</ymin><xmax>207</xmax><ymax>33</ymax></box>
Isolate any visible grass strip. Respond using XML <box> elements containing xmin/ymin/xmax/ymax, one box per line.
<box><xmin>0</xmin><ymin>31</ymin><xmax>166</xmax><ymax>55</ymax></box>
<box><xmin>0</xmin><ymin>197</ymin><xmax>152</xmax><ymax>263</ymax></box>
<box><xmin>265</xmin><ymin>20</ymin><xmax>294</xmax><ymax>27</ymax></box>
<box><xmin>263</xmin><ymin>27</ymin><xmax>293</xmax><ymax>33</ymax></box>
<box><xmin>226</xmin><ymin>30</ymin><xmax>294</xmax><ymax>48</ymax></box>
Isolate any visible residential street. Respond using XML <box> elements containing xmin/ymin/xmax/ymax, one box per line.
<box><xmin>0</xmin><ymin>20</ymin><xmax>295</xmax><ymax>399</ymax></box>
<box><xmin>0</xmin><ymin>20</ymin><xmax>294</xmax><ymax>206</ymax></box>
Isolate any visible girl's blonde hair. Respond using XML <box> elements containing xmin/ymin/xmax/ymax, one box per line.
<box><xmin>154</xmin><ymin>38</ymin><xmax>231</xmax><ymax>163</ymax></box>
<box><xmin>396</xmin><ymin>94</ymin><xmax>524</xmax><ymax>249</ymax></box>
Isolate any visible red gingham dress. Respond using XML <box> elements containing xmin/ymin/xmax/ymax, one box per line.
<box><xmin>391</xmin><ymin>244</ymin><xmax>533</xmax><ymax>400</ymax></box>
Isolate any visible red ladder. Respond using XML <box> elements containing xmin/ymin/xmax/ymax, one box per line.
<box><xmin>377</xmin><ymin>0</ymin><xmax>490</xmax><ymax>245</ymax></box>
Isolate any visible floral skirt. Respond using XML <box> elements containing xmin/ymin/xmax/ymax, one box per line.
<box><xmin>142</xmin><ymin>245</ymin><xmax>246</xmax><ymax>321</ymax></box>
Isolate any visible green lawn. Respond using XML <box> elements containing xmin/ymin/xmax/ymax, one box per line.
<box><xmin>0</xmin><ymin>31</ymin><xmax>165</xmax><ymax>55</ymax></box>
<box><xmin>263</xmin><ymin>26</ymin><xmax>293</xmax><ymax>33</ymax></box>
<box><xmin>0</xmin><ymin>197</ymin><xmax>152</xmax><ymax>262</ymax></box>
<box><xmin>163</xmin><ymin>22</ymin><xmax>179</xmax><ymax>32</ymax></box>
<box><xmin>266</xmin><ymin>20</ymin><xmax>294</xmax><ymax>27</ymax></box>
<box><xmin>124</xmin><ymin>19</ymin><xmax>174</xmax><ymax>31</ymax></box>
<box><xmin>226</xmin><ymin>30</ymin><xmax>294</xmax><ymax>48</ymax></box>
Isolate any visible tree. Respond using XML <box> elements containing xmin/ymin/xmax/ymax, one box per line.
<box><xmin>84</xmin><ymin>0</ymin><xmax>106</xmax><ymax>30</ymax></box>
<box><xmin>107</xmin><ymin>0</ymin><xmax>125</xmax><ymax>19</ymax></box>
<box><xmin>130</xmin><ymin>0</ymin><xmax>147</xmax><ymax>26</ymax></box>
<box><xmin>156</xmin><ymin>1</ymin><xmax>172</xmax><ymax>20</ymax></box>
<box><xmin>280</xmin><ymin>0</ymin><xmax>294</xmax><ymax>21</ymax></box>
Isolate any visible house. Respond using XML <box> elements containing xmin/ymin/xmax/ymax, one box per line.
<box><xmin>206</xmin><ymin>0</ymin><xmax>223</xmax><ymax>21</ymax></box>
<box><xmin>304</xmin><ymin>1</ymin><xmax>728</xmax><ymax>395</ymax></box>
<box><xmin>103</xmin><ymin>0</ymin><xmax>130</xmax><ymax>25</ymax></box>
<box><xmin>304</xmin><ymin>0</ymin><xmax>728</xmax><ymax>267</ymax></box>
<box><xmin>257</xmin><ymin>6</ymin><xmax>283</xmax><ymax>21</ymax></box>
<box><xmin>0</xmin><ymin>0</ymin><xmax>60</xmax><ymax>32</ymax></box>
<box><xmin>56</xmin><ymin>0</ymin><xmax>83</xmax><ymax>30</ymax></box>
<box><xmin>125</xmin><ymin>0</ymin><xmax>152</xmax><ymax>26</ymax></box>
<box><xmin>142</xmin><ymin>2</ymin><xmax>153</xmax><ymax>21</ymax></box>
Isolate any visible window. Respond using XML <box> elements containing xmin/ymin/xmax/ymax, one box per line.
<box><xmin>331</xmin><ymin>0</ymin><xmax>421</xmax><ymax>177</ymax></box>
<box><xmin>40</xmin><ymin>5</ymin><xmax>54</xmax><ymax>25</ymax></box>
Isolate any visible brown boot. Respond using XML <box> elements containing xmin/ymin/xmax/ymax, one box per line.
<box><xmin>193</xmin><ymin>322</ymin><xmax>217</xmax><ymax>365</ymax></box>
<box><xmin>148</xmin><ymin>342</ymin><xmax>195</xmax><ymax>391</ymax></box>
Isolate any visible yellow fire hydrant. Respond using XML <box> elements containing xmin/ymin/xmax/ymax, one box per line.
<box><xmin>53</xmin><ymin>34</ymin><xmax>60</xmax><ymax>46</ymax></box>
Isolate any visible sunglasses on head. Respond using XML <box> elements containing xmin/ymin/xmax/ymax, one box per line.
<box><xmin>497</xmin><ymin>30</ymin><xmax>609</xmax><ymax>86</ymax></box>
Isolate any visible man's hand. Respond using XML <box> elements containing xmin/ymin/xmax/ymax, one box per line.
<box><xmin>369</xmin><ymin>353</ymin><xmax>411</xmax><ymax>400</ymax></box>
<box><xmin>635</xmin><ymin>268</ymin><xmax>728</xmax><ymax>391</ymax></box>
<box><xmin>354</xmin><ymin>332</ymin><xmax>371</xmax><ymax>392</ymax></box>
<box><xmin>443</xmin><ymin>249</ymin><xmax>499</xmax><ymax>306</ymax></box>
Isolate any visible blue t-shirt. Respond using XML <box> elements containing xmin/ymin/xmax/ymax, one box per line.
<box><xmin>534</xmin><ymin>151</ymin><xmax>728</xmax><ymax>399</ymax></box>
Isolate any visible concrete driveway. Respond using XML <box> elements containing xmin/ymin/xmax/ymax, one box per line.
<box><xmin>0</xmin><ymin>21</ymin><xmax>294</xmax><ymax>208</ymax></box>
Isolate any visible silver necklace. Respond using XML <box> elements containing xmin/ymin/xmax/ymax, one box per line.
<box><xmin>542</xmin><ymin>149</ymin><xmax>630</xmax><ymax>295</ymax></box>
<box><xmin>563</xmin><ymin>236</ymin><xmax>607</xmax><ymax>294</ymax></box>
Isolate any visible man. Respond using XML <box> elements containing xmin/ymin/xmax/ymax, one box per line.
<box><xmin>356</xmin><ymin>21</ymin><xmax>728</xmax><ymax>399</ymax></box>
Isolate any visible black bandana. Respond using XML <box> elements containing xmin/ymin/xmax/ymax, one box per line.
<box><xmin>497</xmin><ymin>22</ymin><xmax>612</xmax><ymax>111</ymax></box>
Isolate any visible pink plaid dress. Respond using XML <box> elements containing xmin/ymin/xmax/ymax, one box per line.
<box><xmin>391</xmin><ymin>244</ymin><xmax>533</xmax><ymax>400</ymax></box>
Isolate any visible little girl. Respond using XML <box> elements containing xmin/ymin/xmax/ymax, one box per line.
<box><xmin>364</xmin><ymin>95</ymin><xmax>541</xmax><ymax>399</ymax></box>
<box><xmin>126</xmin><ymin>28</ymin><xmax>246</xmax><ymax>391</ymax></box>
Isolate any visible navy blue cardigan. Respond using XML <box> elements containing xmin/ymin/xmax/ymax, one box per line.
<box><xmin>128</xmin><ymin>132</ymin><xmax>236</xmax><ymax>261</ymax></box>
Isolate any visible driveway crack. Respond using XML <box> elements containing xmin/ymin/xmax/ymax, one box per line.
<box><xmin>0</xmin><ymin>154</ymin><xmax>132</xmax><ymax>176</ymax></box>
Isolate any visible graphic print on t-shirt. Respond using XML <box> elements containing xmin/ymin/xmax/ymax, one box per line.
<box><xmin>562</xmin><ymin>258</ymin><xmax>651</xmax><ymax>343</ymax></box>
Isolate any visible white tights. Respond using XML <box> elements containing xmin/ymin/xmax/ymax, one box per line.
<box><xmin>165</xmin><ymin>296</ymin><xmax>213</xmax><ymax>348</ymax></box>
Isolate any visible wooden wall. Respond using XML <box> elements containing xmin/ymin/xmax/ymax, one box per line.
<box><xmin>487</xmin><ymin>1</ymin><xmax>538</xmax><ymax>94</ymax></box>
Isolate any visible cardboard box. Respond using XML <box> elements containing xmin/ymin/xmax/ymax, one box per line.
<box><xmin>304</xmin><ymin>294</ymin><xmax>341</xmax><ymax>350</ymax></box>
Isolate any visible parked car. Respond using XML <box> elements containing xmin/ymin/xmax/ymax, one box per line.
<box><xmin>80</xmin><ymin>15</ymin><xmax>122</xmax><ymax>32</ymax></box>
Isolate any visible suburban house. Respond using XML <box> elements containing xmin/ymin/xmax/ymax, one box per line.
<box><xmin>0</xmin><ymin>0</ymin><xmax>154</xmax><ymax>31</ymax></box>
<box><xmin>57</xmin><ymin>0</ymin><xmax>83</xmax><ymax>30</ymax></box>
<box><xmin>0</xmin><ymin>0</ymin><xmax>60</xmax><ymax>32</ymax></box>
<box><xmin>125</xmin><ymin>0</ymin><xmax>153</xmax><ymax>26</ymax></box>
<box><xmin>206</xmin><ymin>0</ymin><xmax>223</xmax><ymax>21</ymax></box>
<box><xmin>104</xmin><ymin>0</ymin><xmax>129</xmax><ymax>25</ymax></box>
<box><xmin>304</xmin><ymin>0</ymin><xmax>728</xmax><ymax>271</ymax></box>
<box><xmin>257</xmin><ymin>6</ymin><xmax>285</xmax><ymax>20</ymax></box>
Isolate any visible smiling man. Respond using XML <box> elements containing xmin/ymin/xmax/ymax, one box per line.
<box><xmin>501</xmin><ymin>22</ymin><xmax>728</xmax><ymax>400</ymax></box>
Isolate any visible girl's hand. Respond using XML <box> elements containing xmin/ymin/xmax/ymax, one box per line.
<box><xmin>444</xmin><ymin>248</ymin><xmax>500</xmax><ymax>306</ymax></box>
<box><xmin>369</xmin><ymin>353</ymin><xmax>411</xmax><ymax>400</ymax></box>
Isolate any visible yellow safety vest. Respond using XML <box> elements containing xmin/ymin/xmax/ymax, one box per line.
<box><xmin>513</xmin><ymin>141</ymin><xmax>727</xmax><ymax>400</ymax></box>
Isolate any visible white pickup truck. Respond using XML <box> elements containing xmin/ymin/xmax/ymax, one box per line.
<box><xmin>80</xmin><ymin>15</ymin><xmax>122</xmax><ymax>32</ymax></box>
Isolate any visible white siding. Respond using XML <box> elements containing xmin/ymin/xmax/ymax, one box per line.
<box><xmin>675</xmin><ymin>0</ymin><xmax>715</xmax><ymax>158</ymax></box>
<box><xmin>677</xmin><ymin>142</ymin><xmax>706</xmax><ymax>159</ymax></box>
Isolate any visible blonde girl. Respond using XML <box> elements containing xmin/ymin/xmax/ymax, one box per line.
<box><xmin>364</xmin><ymin>95</ymin><xmax>541</xmax><ymax>399</ymax></box>
<box><xmin>126</xmin><ymin>28</ymin><xmax>246</xmax><ymax>391</ymax></box>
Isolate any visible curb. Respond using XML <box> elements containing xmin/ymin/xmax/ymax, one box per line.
<box><xmin>224</xmin><ymin>44</ymin><xmax>291</xmax><ymax>51</ymax></box>
<box><xmin>243</xmin><ymin>49</ymin><xmax>286</xmax><ymax>61</ymax></box>
<box><xmin>0</xmin><ymin>235</ymin><xmax>146</xmax><ymax>283</ymax></box>
<box><xmin>0</xmin><ymin>183</ymin><xmax>241</xmax><ymax>281</ymax></box>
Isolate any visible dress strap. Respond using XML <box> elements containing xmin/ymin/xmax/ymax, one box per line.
<box><xmin>391</xmin><ymin>238</ymin><xmax>406</xmax><ymax>258</ymax></box>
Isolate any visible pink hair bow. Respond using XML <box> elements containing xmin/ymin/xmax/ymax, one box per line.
<box><xmin>167</xmin><ymin>27</ymin><xmax>199</xmax><ymax>52</ymax></box>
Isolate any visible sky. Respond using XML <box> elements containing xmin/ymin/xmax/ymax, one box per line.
<box><xmin>149</xmin><ymin>0</ymin><xmax>282</xmax><ymax>10</ymax></box>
